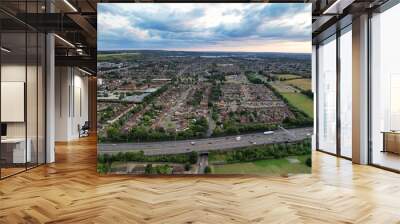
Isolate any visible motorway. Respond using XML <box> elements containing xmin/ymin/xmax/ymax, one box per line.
<box><xmin>98</xmin><ymin>127</ymin><xmax>313</xmax><ymax>156</ymax></box>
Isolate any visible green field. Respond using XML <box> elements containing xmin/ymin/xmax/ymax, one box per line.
<box><xmin>210</xmin><ymin>155</ymin><xmax>311</xmax><ymax>175</ymax></box>
<box><xmin>275</xmin><ymin>74</ymin><xmax>303</xmax><ymax>80</ymax></box>
<box><xmin>281</xmin><ymin>92</ymin><xmax>313</xmax><ymax>118</ymax></box>
<box><xmin>97</xmin><ymin>53</ymin><xmax>140</xmax><ymax>62</ymax></box>
<box><xmin>283</xmin><ymin>78</ymin><xmax>311</xmax><ymax>91</ymax></box>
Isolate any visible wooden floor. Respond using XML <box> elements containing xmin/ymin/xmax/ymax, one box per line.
<box><xmin>0</xmin><ymin>167</ymin><xmax>26</xmax><ymax>178</ymax></box>
<box><xmin>1</xmin><ymin>136</ymin><xmax>400</xmax><ymax>224</ymax></box>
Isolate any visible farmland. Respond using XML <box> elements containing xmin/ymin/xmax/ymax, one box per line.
<box><xmin>281</xmin><ymin>92</ymin><xmax>313</xmax><ymax>118</ymax></box>
<box><xmin>283</xmin><ymin>78</ymin><xmax>312</xmax><ymax>91</ymax></box>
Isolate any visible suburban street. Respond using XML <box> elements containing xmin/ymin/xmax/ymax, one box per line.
<box><xmin>98</xmin><ymin>127</ymin><xmax>313</xmax><ymax>155</ymax></box>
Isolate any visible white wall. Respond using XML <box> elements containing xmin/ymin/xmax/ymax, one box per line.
<box><xmin>55</xmin><ymin>67</ymin><xmax>89</xmax><ymax>141</ymax></box>
<box><xmin>55</xmin><ymin>66</ymin><xmax>69</xmax><ymax>141</ymax></box>
<box><xmin>1</xmin><ymin>63</ymin><xmax>46</xmax><ymax>164</ymax></box>
<box><xmin>1</xmin><ymin>64</ymin><xmax>26</xmax><ymax>138</ymax></box>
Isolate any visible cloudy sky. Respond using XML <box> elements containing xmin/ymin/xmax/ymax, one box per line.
<box><xmin>98</xmin><ymin>3</ymin><xmax>311</xmax><ymax>53</ymax></box>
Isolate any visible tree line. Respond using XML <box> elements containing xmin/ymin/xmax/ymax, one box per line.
<box><xmin>208</xmin><ymin>139</ymin><xmax>311</xmax><ymax>164</ymax></box>
<box><xmin>97</xmin><ymin>151</ymin><xmax>198</xmax><ymax>174</ymax></box>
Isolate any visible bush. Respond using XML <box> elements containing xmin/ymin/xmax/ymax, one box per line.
<box><xmin>188</xmin><ymin>151</ymin><xmax>198</xmax><ymax>164</ymax></box>
<box><xmin>155</xmin><ymin>164</ymin><xmax>173</xmax><ymax>174</ymax></box>
<box><xmin>145</xmin><ymin>164</ymin><xmax>156</xmax><ymax>174</ymax></box>
<box><xmin>301</xmin><ymin>89</ymin><xmax>313</xmax><ymax>99</ymax></box>
<box><xmin>184</xmin><ymin>163</ymin><xmax>192</xmax><ymax>171</ymax></box>
<box><xmin>97</xmin><ymin>163</ymin><xmax>110</xmax><ymax>174</ymax></box>
<box><xmin>145</xmin><ymin>164</ymin><xmax>173</xmax><ymax>174</ymax></box>
<box><xmin>305</xmin><ymin>157</ymin><xmax>312</xmax><ymax>167</ymax></box>
<box><xmin>98</xmin><ymin>151</ymin><xmax>199</xmax><ymax>165</ymax></box>
<box><xmin>204</xmin><ymin>166</ymin><xmax>212</xmax><ymax>174</ymax></box>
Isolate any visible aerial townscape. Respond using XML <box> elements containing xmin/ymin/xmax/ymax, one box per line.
<box><xmin>97</xmin><ymin>50</ymin><xmax>313</xmax><ymax>175</ymax></box>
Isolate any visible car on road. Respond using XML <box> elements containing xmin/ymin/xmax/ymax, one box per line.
<box><xmin>236</xmin><ymin>136</ymin><xmax>241</xmax><ymax>141</ymax></box>
<box><xmin>190</xmin><ymin>141</ymin><xmax>196</xmax><ymax>145</ymax></box>
<box><xmin>263</xmin><ymin>131</ymin><xmax>274</xmax><ymax>135</ymax></box>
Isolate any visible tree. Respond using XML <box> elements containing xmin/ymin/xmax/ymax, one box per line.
<box><xmin>204</xmin><ymin>166</ymin><xmax>212</xmax><ymax>174</ymax></box>
<box><xmin>145</xmin><ymin>164</ymin><xmax>155</xmax><ymax>174</ymax></box>
<box><xmin>97</xmin><ymin>163</ymin><xmax>109</xmax><ymax>174</ymax></box>
<box><xmin>184</xmin><ymin>163</ymin><xmax>192</xmax><ymax>171</ymax></box>
<box><xmin>107</xmin><ymin>126</ymin><xmax>121</xmax><ymax>142</ymax></box>
<box><xmin>119</xmin><ymin>92</ymin><xmax>125</xmax><ymax>100</ymax></box>
<box><xmin>189</xmin><ymin>151</ymin><xmax>198</xmax><ymax>164</ymax></box>
<box><xmin>305</xmin><ymin>157</ymin><xmax>312</xmax><ymax>167</ymax></box>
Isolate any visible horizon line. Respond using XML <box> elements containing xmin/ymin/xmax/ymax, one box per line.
<box><xmin>97</xmin><ymin>49</ymin><xmax>311</xmax><ymax>54</ymax></box>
